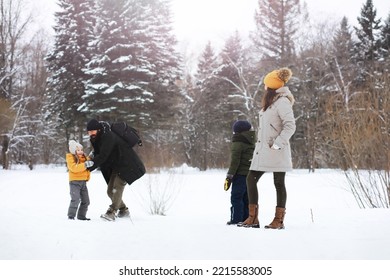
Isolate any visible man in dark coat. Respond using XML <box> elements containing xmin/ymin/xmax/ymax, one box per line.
<box><xmin>86</xmin><ymin>119</ymin><xmax>146</xmax><ymax>221</ymax></box>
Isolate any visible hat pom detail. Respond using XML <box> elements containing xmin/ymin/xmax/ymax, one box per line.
<box><xmin>263</xmin><ymin>67</ymin><xmax>292</xmax><ymax>89</ymax></box>
<box><xmin>277</xmin><ymin>68</ymin><xmax>292</xmax><ymax>83</ymax></box>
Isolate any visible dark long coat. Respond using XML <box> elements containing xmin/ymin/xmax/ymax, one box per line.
<box><xmin>89</xmin><ymin>122</ymin><xmax>145</xmax><ymax>185</ymax></box>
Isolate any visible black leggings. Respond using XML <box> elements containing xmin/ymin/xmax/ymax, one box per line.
<box><xmin>246</xmin><ymin>170</ymin><xmax>287</xmax><ymax>208</ymax></box>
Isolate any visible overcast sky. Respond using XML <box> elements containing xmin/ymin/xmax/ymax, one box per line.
<box><xmin>29</xmin><ymin>0</ymin><xmax>390</xmax><ymax>52</ymax></box>
<box><xmin>171</xmin><ymin>0</ymin><xmax>390</xmax><ymax>51</ymax></box>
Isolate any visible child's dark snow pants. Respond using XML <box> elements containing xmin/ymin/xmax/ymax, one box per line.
<box><xmin>68</xmin><ymin>180</ymin><xmax>90</xmax><ymax>219</ymax></box>
<box><xmin>230</xmin><ymin>175</ymin><xmax>249</xmax><ymax>223</ymax></box>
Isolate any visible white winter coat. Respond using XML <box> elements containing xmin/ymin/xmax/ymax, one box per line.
<box><xmin>249</xmin><ymin>87</ymin><xmax>296</xmax><ymax>172</ymax></box>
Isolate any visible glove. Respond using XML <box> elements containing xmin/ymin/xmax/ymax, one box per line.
<box><xmin>224</xmin><ymin>174</ymin><xmax>233</xmax><ymax>191</ymax></box>
<box><xmin>85</xmin><ymin>160</ymin><xmax>94</xmax><ymax>168</ymax></box>
<box><xmin>88</xmin><ymin>151</ymin><xmax>94</xmax><ymax>160</ymax></box>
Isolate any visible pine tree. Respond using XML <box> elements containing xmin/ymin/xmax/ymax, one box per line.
<box><xmin>219</xmin><ymin>31</ymin><xmax>243</xmax><ymax>85</ymax></box>
<box><xmin>219</xmin><ymin>32</ymin><xmax>244</xmax><ymax>126</ymax></box>
<box><xmin>251</xmin><ymin>0</ymin><xmax>302</xmax><ymax>66</ymax></box>
<box><xmin>333</xmin><ymin>17</ymin><xmax>354</xmax><ymax>65</ymax></box>
<box><xmin>192</xmin><ymin>42</ymin><xmax>223</xmax><ymax>170</ymax></box>
<box><xmin>137</xmin><ymin>0</ymin><xmax>182</xmax><ymax>128</ymax></box>
<box><xmin>353</xmin><ymin>0</ymin><xmax>382</xmax><ymax>63</ymax></box>
<box><xmin>82</xmin><ymin>0</ymin><xmax>143</xmax><ymax>121</ymax></box>
<box><xmin>379</xmin><ymin>12</ymin><xmax>390</xmax><ymax>60</ymax></box>
<box><xmin>45</xmin><ymin>0</ymin><xmax>95</xmax><ymax>140</ymax></box>
<box><xmin>218</xmin><ymin>31</ymin><xmax>257</xmax><ymax>122</ymax></box>
<box><xmin>133</xmin><ymin>0</ymin><xmax>183</xmax><ymax>166</ymax></box>
<box><xmin>329</xmin><ymin>16</ymin><xmax>355</xmax><ymax>109</ymax></box>
<box><xmin>82</xmin><ymin>0</ymin><xmax>181</xmax><ymax>129</ymax></box>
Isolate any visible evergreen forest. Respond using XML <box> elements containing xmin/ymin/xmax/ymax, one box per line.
<box><xmin>0</xmin><ymin>0</ymin><xmax>389</xmax><ymax>177</ymax></box>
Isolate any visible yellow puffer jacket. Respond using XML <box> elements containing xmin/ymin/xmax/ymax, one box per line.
<box><xmin>66</xmin><ymin>153</ymin><xmax>90</xmax><ymax>181</ymax></box>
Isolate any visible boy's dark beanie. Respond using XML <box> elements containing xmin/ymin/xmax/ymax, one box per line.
<box><xmin>233</xmin><ymin>120</ymin><xmax>251</xmax><ymax>134</ymax></box>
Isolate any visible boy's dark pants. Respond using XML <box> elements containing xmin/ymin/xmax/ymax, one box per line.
<box><xmin>68</xmin><ymin>180</ymin><xmax>90</xmax><ymax>219</ymax></box>
<box><xmin>230</xmin><ymin>175</ymin><xmax>249</xmax><ymax>223</ymax></box>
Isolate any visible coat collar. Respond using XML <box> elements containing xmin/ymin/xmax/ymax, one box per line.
<box><xmin>275</xmin><ymin>86</ymin><xmax>295</xmax><ymax>105</ymax></box>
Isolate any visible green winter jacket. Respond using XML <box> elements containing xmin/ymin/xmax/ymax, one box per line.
<box><xmin>227</xmin><ymin>130</ymin><xmax>256</xmax><ymax>176</ymax></box>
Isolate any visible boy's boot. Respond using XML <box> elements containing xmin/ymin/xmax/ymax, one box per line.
<box><xmin>237</xmin><ymin>204</ymin><xmax>259</xmax><ymax>228</ymax></box>
<box><xmin>265</xmin><ymin>207</ymin><xmax>286</xmax><ymax>229</ymax></box>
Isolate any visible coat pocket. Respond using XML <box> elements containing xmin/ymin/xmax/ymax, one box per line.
<box><xmin>270</xmin><ymin>123</ymin><xmax>279</xmax><ymax>133</ymax></box>
<box><xmin>268</xmin><ymin>124</ymin><xmax>279</xmax><ymax>147</ymax></box>
<box><xmin>267</xmin><ymin>137</ymin><xmax>274</xmax><ymax>147</ymax></box>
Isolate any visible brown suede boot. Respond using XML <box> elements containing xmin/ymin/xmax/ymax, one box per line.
<box><xmin>265</xmin><ymin>207</ymin><xmax>285</xmax><ymax>229</ymax></box>
<box><xmin>237</xmin><ymin>204</ymin><xmax>259</xmax><ymax>228</ymax></box>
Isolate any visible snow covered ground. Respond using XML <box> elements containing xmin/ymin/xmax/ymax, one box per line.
<box><xmin>0</xmin><ymin>165</ymin><xmax>389</xmax><ymax>278</ymax></box>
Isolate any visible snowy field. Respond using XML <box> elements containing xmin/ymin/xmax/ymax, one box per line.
<box><xmin>0</xmin><ymin>165</ymin><xmax>389</xmax><ymax>278</ymax></box>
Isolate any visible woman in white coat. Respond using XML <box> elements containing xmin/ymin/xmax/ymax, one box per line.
<box><xmin>238</xmin><ymin>68</ymin><xmax>296</xmax><ymax>229</ymax></box>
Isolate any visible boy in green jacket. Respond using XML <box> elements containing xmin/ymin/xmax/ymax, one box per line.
<box><xmin>224</xmin><ymin>120</ymin><xmax>256</xmax><ymax>225</ymax></box>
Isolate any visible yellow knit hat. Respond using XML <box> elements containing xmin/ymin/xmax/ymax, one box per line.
<box><xmin>263</xmin><ymin>68</ymin><xmax>292</xmax><ymax>89</ymax></box>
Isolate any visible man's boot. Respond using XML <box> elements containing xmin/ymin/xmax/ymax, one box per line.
<box><xmin>100</xmin><ymin>207</ymin><xmax>116</xmax><ymax>221</ymax></box>
<box><xmin>117</xmin><ymin>207</ymin><xmax>130</xmax><ymax>218</ymax></box>
<box><xmin>265</xmin><ymin>207</ymin><xmax>285</xmax><ymax>229</ymax></box>
<box><xmin>237</xmin><ymin>204</ymin><xmax>259</xmax><ymax>228</ymax></box>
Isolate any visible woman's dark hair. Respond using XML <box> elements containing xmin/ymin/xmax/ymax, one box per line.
<box><xmin>261</xmin><ymin>88</ymin><xmax>277</xmax><ymax>111</ymax></box>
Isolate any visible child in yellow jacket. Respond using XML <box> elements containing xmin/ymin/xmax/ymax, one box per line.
<box><xmin>66</xmin><ymin>140</ymin><xmax>93</xmax><ymax>220</ymax></box>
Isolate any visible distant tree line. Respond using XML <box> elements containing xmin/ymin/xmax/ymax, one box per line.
<box><xmin>1</xmin><ymin>0</ymin><xmax>389</xmax><ymax>175</ymax></box>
